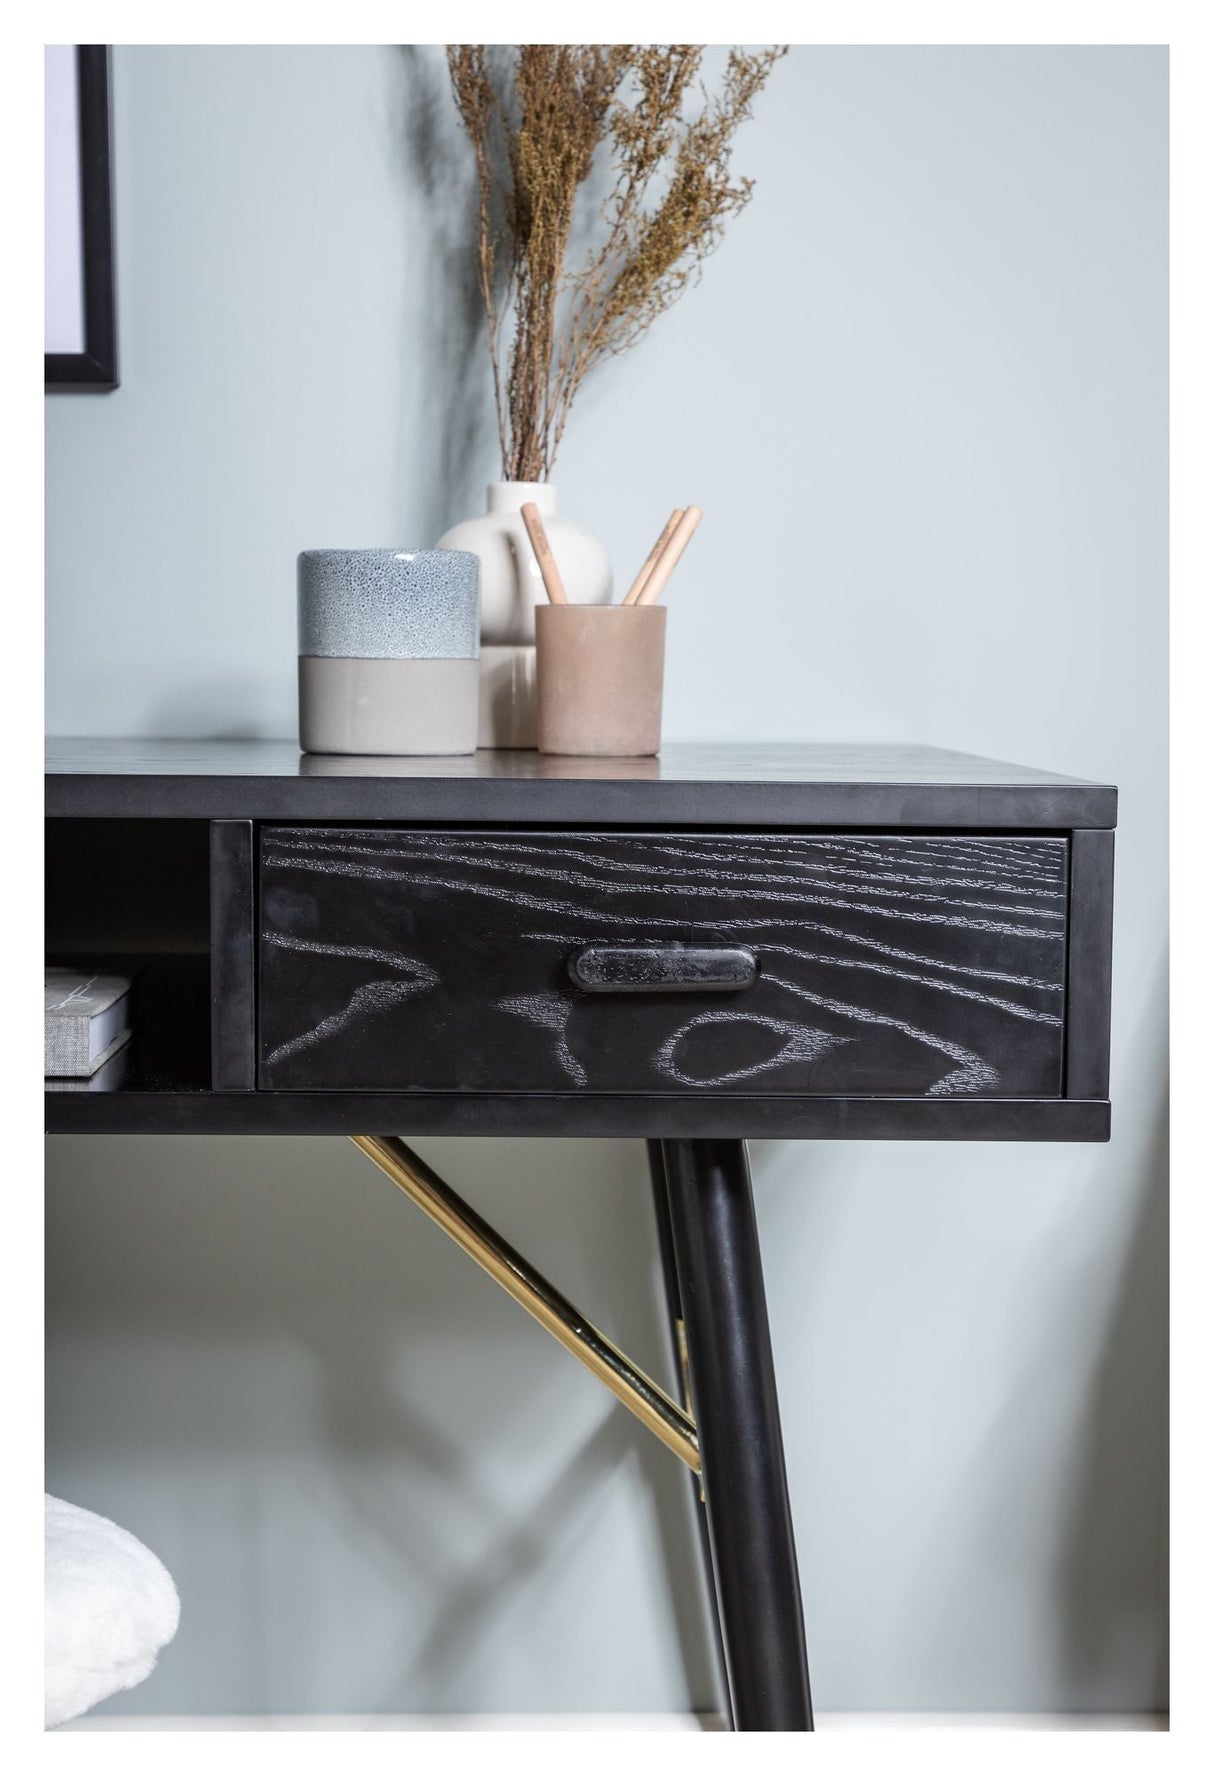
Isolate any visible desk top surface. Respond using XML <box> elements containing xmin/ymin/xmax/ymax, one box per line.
<box><xmin>45</xmin><ymin>738</ymin><xmax>1116</xmax><ymax>827</ymax></box>
<box><xmin>45</xmin><ymin>738</ymin><xmax>1115</xmax><ymax>1137</ymax></box>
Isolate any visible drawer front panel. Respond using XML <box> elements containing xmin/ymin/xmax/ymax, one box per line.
<box><xmin>258</xmin><ymin>829</ymin><xmax>1068</xmax><ymax>1096</ymax></box>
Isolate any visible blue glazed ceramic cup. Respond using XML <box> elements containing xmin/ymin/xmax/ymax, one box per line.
<box><xmin>297</xmin><ymin>549</ymin><xmax>481</xmax><ymax>755</ymax></box>
<box><xmin>298</xmin><ymin>548</ymin><xmax>480</xmax><ymax>659</ymax></box>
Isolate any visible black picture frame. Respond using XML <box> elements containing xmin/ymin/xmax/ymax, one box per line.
<box><xmin>45</xmin><ymin>46</ymin><xmax>118</xmax><ymax>392</ymax></box>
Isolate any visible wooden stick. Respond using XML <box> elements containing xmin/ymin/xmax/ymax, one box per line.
<box><xmin>635</xmin><ymin>505</ymin><xmax>702</xmax><ymax>607</ymax></box>
<box><xmin>623</xmin><ymin>509</ymin><xmax>684</xmax><ymax>605</ymax></box>
<box><xmin>520</xmin><ymin>502</ymin><xmax>568</xmax><ymax>605</ymax></box>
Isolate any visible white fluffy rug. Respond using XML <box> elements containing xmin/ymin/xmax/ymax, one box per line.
<box><xmin>45</xmin><ymin>1495</ymin><xmax>180</xmax><ymax>1729</ymax></box>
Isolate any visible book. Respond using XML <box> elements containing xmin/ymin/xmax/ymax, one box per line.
<box><xmin>45</xmin><ymin>967</ymin><xmax>134</xmax><ymax>1077</ymax></box>
<box><xmin>44</xmin><ymin>1033</ymin><xmax>131</xmax><ymax>1090</ymax></box>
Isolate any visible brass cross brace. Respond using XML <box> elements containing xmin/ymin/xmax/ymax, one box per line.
<box><xmin>350</xmin><ymin>1135</ymin><xmax>700</xmax><ymax>1474</ymax></box>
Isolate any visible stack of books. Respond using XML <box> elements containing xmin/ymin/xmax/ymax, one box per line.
<box><xmin>45</xmin><ymin>967</ymin><xmax>134</xmax><ymax>1091</ymax></box>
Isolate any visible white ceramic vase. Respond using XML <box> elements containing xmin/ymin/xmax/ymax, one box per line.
<box><xmin>437</xmin><ymin>483</ymin><xmax>612</xmax><ymax>646</ymax></box>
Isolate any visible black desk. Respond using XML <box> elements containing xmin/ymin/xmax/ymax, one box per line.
<box><xmin>45</xmin><ymin>739</ymin><xmax>1116</xmax><ymax>1731</ymax></box>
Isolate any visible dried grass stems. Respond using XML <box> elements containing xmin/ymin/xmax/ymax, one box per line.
<box><xmin>447</xmin><ymin>44</ymin><xmax>785</xmax><ymax>484</ymax></box>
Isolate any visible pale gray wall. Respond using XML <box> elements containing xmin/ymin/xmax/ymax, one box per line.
<box><xmin>45</xmin><ymin>46</ymin><xmax>1167</xmax><ymax>1715</ymax></box>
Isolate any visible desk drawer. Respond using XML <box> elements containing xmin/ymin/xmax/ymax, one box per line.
<box><xmin>257</xmin><ymin>828</ymin><xmax>1068</xmax><ymax>1096</ymax></box>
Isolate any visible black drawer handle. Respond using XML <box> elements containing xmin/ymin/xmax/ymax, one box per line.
<box><xmin>569</xmin><ymin>944</ymin><xmax>759</xmax><ymax>993</ymax></box>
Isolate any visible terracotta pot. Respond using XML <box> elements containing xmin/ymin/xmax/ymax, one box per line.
<box><xmin>535</xmin><ymin>605</ymin><xmax>666</xmax><ymax>757</ymax></box>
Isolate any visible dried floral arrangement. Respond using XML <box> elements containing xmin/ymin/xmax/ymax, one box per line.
<box><xmin>447</xmin><ymin>45</ymin><xmax>785</xmax><ymax>484</ymax></box>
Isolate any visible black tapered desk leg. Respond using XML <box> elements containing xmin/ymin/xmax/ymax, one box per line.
<box><xmin>646</xmin><ymin>1140</ymin><xmax>734</xmax><ymax>1728</ymax></box>
<box><xmin>660</xmin><ymin>1138</ymin><xmax>814</xmax><ymax>1732</ymax></box>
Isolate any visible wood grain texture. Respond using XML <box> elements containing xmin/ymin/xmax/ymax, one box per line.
<box><xmin>258</xmin><ymin>829</ymin><xmax>1068</xmax><ymax>1098</ymax></box>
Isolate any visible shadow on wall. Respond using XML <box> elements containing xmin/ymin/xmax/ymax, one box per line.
<box><xmin>971</xmin><ymin>951</ymin><xmax>1169</xmax><ymax>1712</ymax></box>
<box><xmin>391</xmin><ymin>47</ymin><xmax>499</xmax><ymax>547</ymax></box>
<box><xmin>45</xmin><ymin>1134</ymin><xmax>720</xmax><ymax>1715</ymax></box>
<box><xmin>267</xmin><ymin>1166</ymin><xmax>719</xmax><ymax>1714</ymax></box>
<box><xmin>1055</xmin><ymin>1076</ymin><xmax>1168</xmax><ymax>1703</ymax></box>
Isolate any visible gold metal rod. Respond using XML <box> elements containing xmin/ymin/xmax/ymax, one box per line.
<box><xmin>350</xmin><ymin>1135</ymin><xmax>700</xmax><ymax>1474</ymax></box>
